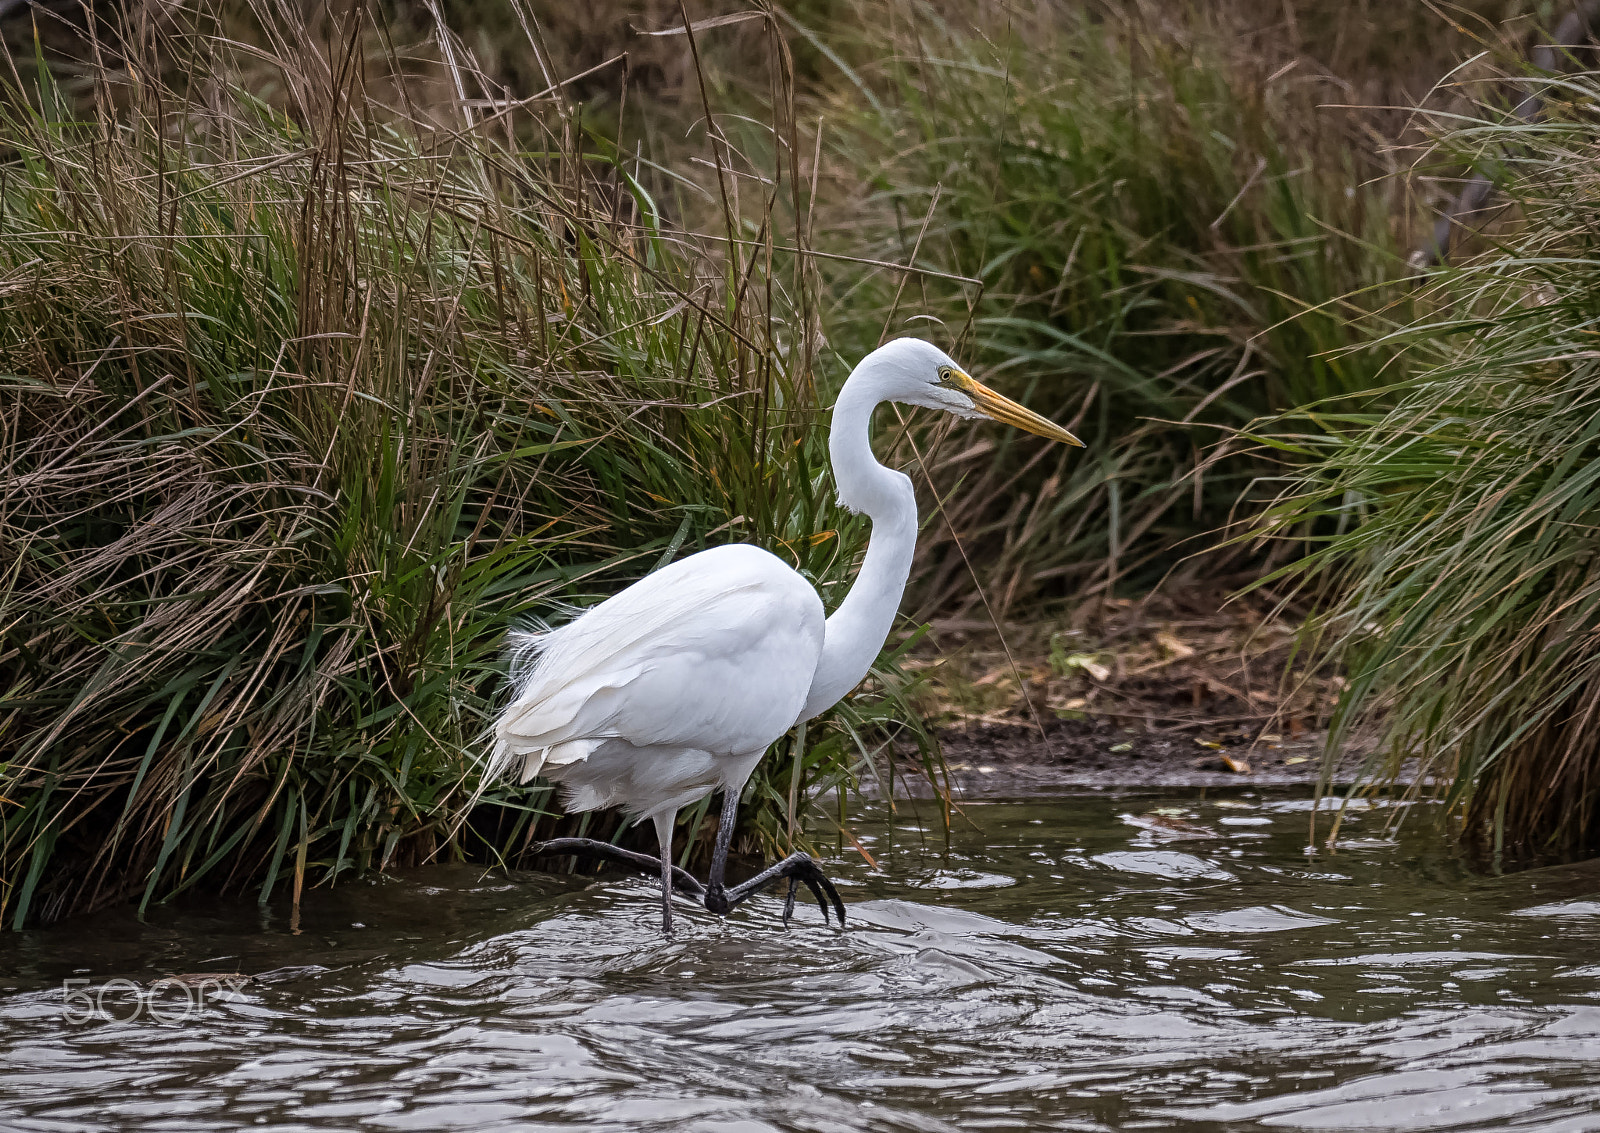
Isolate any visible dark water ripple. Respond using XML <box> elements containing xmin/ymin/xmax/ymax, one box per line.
<box><xmin>4</xmin><ymin>794</ymin><xmax>1600</xmax><ymax>1131</ymax></box>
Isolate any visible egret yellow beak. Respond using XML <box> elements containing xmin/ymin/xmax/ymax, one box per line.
<box><xmin>952</xmin><ymin>371</ymin><xmax>1085</xmax><ymax>447</ymax></box>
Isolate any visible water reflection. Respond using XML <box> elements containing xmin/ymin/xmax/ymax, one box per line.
<box><xmin>4</xmin><ymin>793</ymin><xmax>1600</xmax><ymax>1132</ymax></box>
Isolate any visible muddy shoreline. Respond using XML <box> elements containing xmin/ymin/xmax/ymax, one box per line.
<box><xmin>900</xmin><ymin>717</ymin><xmax>1375</xmax><ymax>798</ymax></box>
<box><xmin>891</xmin><ymin>589</ymin><xmax>1375</xmax><ymax>798</ymax></box>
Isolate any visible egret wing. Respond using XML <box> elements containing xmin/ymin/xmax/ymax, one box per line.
<box><xmin>493</xmin><ymin>545</ymin><xmax>824</xmax><ymax>779</ymax></box>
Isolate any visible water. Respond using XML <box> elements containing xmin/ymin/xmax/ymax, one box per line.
<box><xmin>4</xmin><ymin>791</ymin><xmax>1600</xmax><ymax>1132</ymax></box>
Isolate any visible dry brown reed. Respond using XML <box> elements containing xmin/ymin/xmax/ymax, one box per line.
<box><xmin>0</xmin><ymin>0</ymin><xmax>934</xmax><ymax>927</ymax></box>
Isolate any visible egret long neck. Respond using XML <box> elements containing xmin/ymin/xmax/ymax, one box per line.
<box><xmin>799</xmin><ymin>377</ymin><xmax>918</xmax><ymax>722</ymax></box>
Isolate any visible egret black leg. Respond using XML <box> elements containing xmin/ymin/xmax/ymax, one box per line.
<box><xmin>702</xmin><ymin>788</ymin><xmax>742</xmax><ymax>917</ymax></box>
<box><xmin>530</xmin><ymin>836</ymin><xmax>706</xmax><ymax>902</ymax></box>
<box><xmin>652</xmin><ymin>812</ymin><xmax>677</xmax><ymax>936</ymax></box>
<box><xmin>702</xmin><ymin>789</ymin><xmax>845</xmax><ymax>926</ymax></box>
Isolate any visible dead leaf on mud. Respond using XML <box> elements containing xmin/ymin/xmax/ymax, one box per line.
<box><xmin>1053</xmin><ymin>651</ymin><xmax>1110</xmax><ymax>682</ymax></box>
<box><xmin>1155</xmin><ymin>630</ymin><xmax>1196</xmax><ymax>660</ymax></box>
<box><xmin>1193</xmin><ymin>752</ymin><xmax>1253</xmax><ymax>774</ymax></box>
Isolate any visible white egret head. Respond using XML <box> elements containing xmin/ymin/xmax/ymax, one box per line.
<box><xmin>860</xmin><ymin>338</ymin><xmax>1084</xmax><ymax>446</ymax></box>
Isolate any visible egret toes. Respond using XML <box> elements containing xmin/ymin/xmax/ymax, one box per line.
<box><xmin>709</xmin><ymin>852</ymin><xmax>847</xmax><ymax>926</ymax></box>
<box><xmin>531</xmin><ymin>838</ymin><xmax>845</xmax><ymax>930</ymax></box>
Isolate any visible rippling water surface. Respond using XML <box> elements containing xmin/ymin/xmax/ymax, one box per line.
<box><xmin>5</xmin><ymin>792</ymin><xmax>1600</xmax><ymax>1132</ymax></box>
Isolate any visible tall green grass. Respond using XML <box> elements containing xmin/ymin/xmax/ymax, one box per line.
<box><xmin>1254</xmin><ymin>65</ymin><xmax>1600</xmax><ymax>866</ymax></box>
<box><xmin>0</xmin><ymin>3</ymin><xmax>930</xmax><ymax>927</ymax></box>
<box><xmin>804</xmin><ymin>1</ymin><xmax>1409</xmax><ymax>614</ymax></box>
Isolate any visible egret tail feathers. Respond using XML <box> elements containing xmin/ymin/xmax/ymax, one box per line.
<box><xmin>505</xmin><ymin>627</ymin><xmax>550</xmax><ymax>686</ymax></box>
<box><xmin>489</xmin><ymin>736</ymin><xmax>603</xmax><ymax>786</ymax></box>
<box><xmin>497</xmin><ymin>665</ymin><xmax>642</xmax><ymax>747</ymax></box>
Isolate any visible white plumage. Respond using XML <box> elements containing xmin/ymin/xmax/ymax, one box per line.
<box><xmin>488</xmin><ymin>338</ymin><xmax>1082</xmax><ymax>933</ymax></box>
<box><xmin>491</xmin><ymin>544</ymin><xmax>824</xmax><ymax>820</ymax></box>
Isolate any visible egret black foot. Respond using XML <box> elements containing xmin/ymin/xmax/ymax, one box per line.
<box><xmin>531</xmin><ymin>838</ymin><xmax>706</xmax><ymax>899</ymax></box>
<box><xmin>707</xmin><ymin>852</ymin><xmax>847</xmax><ymax>926</ymax></box>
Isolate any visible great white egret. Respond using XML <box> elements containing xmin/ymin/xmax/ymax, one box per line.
<box><xmin>490</xmin><ymin>338</ymin><xmax>1082</xmax><ymax>933</ymax></box>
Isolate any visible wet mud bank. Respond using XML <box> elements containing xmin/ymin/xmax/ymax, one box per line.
<box><xmin>902</xmin><ymin>717</ymin><xmax>1379</xmax><ymax>798</ymax></box>
<box><xmin>899</xmin><ymin>590</ymin><xmax>1375</xmax><ymax>799</ymax></box>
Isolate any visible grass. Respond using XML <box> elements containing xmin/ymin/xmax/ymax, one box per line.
<box><xmin>1251</xmin><ymin>61</ymin><xmax>1600</xmax><ymax>866</ymax></box>
<box><xmin>797</xmin><ymin>0</ymin><xmax>1413</xmax><ymax>616</ymax></box>
<box><xmin>9</xmin><ymin>0</ymin><xmax>1595</xmax><ymax>925</ymax></box>
<box><xmin>0</xmin><ymin>2</ymin><xmax>934</xmax><ymax>928</ymax></box>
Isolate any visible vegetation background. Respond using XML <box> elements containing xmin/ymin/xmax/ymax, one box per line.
<box><xmin>3</xmin><ymin>0</ymin><xmax>1598</xmax><ymax>928</ymax></box>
